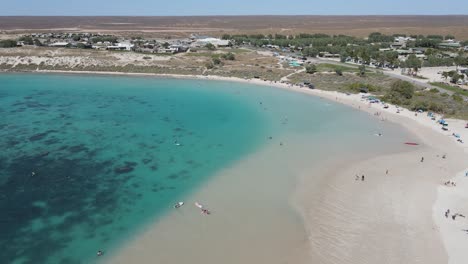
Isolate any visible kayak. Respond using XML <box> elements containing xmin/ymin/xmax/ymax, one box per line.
<box><xmin>404</xmin><ymin>142</ymin><xmax>419</xmax><ymax>145</ymax></box>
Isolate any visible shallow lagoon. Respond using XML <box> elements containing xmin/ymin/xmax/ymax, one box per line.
<box><xmin>0</xmin><ymin>74</ymin><xmax>411</xmax><ymax>263</ymax></box>
<box><xmin>0</xmin><ymin>74</ymin><xmax>268</xmax><ymax>263</ymax></box>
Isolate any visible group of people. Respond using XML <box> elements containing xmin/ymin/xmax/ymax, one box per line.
<box><xmin>355</xmin><ymin>174</ymin><xmax>365</xmax><ymax>181</ymax></box>
<box><xmin>444</xmin><ymin>181</ymin><xmax>457</xmax><ymax>187</ymax></box>
<box><xmin>445</xmin><ymin>209</ymin><xmax>466</xmax><ymax>220</ymax></box>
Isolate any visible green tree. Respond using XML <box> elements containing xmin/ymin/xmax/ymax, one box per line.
<box><xmin>451</xmin><ymin>72</ymin><xmax>461</xmax><ymax>84</ymax></box>
<box><xmin>454</xmin><ymin>53</ymin><xmax>466</xmax><ymax>69</ymax></box>
<box><xmin>305</xmin><ymin>64</ymin><xmax>317</xmax><ymax>74</ymax></box>
<box><xmin>358</xmin><ymin>64</ymin><xmax>366</xmax><ymax>77</ymax></box>
<box><xmin>405</xmin><ymin>54</ymin><xmax>422</xmax><ymax>74</ymax></box>
<box><xmin>303</xmin><ymin>47</ymin><xmax>318</xmax><ymax>57</ymax></box>
<box><xmin>19</xmin><ymin>36</ymin><xmax>34</xmax><ymax>45</ymax></box>
<box><xmin>442</xmin><ymin>71</ymin><xmax>450</xmax><ymax>81</ymax></box>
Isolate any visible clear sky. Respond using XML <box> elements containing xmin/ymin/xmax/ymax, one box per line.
<box><xmin>1</xmin><ymin>0</ymin><xmax>468</xmax><ymax>16</ymax></box>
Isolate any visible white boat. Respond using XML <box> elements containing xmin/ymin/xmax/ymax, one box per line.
<box><xmin>174</xmin><ymin>202</ymin><xmax>184</xmax><ymax>208</ymax></box>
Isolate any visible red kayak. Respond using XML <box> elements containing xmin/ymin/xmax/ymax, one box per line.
<box><xmin>404</xmin><ymin>142</ymin><xmax>419</xmax><ymax>145</ymax></box>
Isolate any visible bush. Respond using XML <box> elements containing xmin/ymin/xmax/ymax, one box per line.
<box><xmin>205</xmin><ymin>43</ymin><xmax>216</xmax><ymax>50</ymax></box>
<box><xmin>391</xmin><ymin>80</ymin><xmax>414</xmax><ymax>99</ymax></box>
<box><xmin>205</xmin><ymin>62</ymin><xmax>214</xmax><ymax>69</ymax></box>
<box><xmin>348</xmin><ymin>83</ymin><xmax>380</xmax><ymax>93</ymax></box>
<box><xmin>429</xmin><ymin>88</ymin><xmax>439</xmax><ymax>93</ymax></box>
<box><xmin>335</xmin><ymin>68</ymin><xmax>343</xmax><ymax>76</ymax></box>
<box><xmin>452</xmin><ymin>94</ymin><xmax>463</xmax><ymax>102</ymax></box>
<box><xmin>76</xmin><ymin>43</ymin><xmax>88</xmax><ymax>49</ymax></box>
<box><xmin>221</xmin><ymin>52</ymin><xmax>235</xmax><ymax>60</ymax></box>
<box><xmin>143</xmin><ymin>56</ymin><xmax>152</xmax><ymax>60</ymax></box>
<box><xmin>0</xmin><ymin>39</ymin><xmax>17</xmax><ymax>48</ymax></box>
<box><xmin>412</xmin><ymin>101</ymin><xmax>429</xmax><ymax>111</ymax></box>
<box><xmin>305</xmin><ymin>64</ymin><xmax>317</xmax><ymax>74</ymax></box>
<box><xmin>33</xmin><ymin>38</ymin><xmax>42</xmax><ymax>46</ymax></box>
<box><xmin>212</xmin><ymin>57</ymin><xmax>222</xmax><ymax>65</ymax></box>
<box><xmin>383</xmin><ymin>80</ymin><xmax>415</xmax><ymax>105</ymax></box>
<box><xmin>428</xmin><ymin>102</ymin><xmax>444</xmax><ymax>112</ymax></box>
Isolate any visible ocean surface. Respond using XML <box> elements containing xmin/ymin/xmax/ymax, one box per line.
<box><xmin>0</xmin><ymin>74</ymin><xmax>413</xmax><ymax>264</ymax></box>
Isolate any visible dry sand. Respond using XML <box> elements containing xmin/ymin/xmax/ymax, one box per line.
<box><xmin>6</xmin><ymin>70</ymin><xmax>468</xmax><ymax>263</ymax></box>
<box><xmin>290</xmin><ymin>88</ymin><xmax>468</xmax><ymax>263</ymax></box>
<box><xmin>2</xmin><ymin>16</ymin><xmax>468</xmax><ymax>39</ymax></box>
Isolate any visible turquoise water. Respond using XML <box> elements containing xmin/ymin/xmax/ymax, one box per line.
<box><xmin>0</xmin><ymin>74</ymin><xmax>414</xmax><ymax>264</ymax></box>
<box><xmin>0</xmin><ymin>74</ymin><xmax>268</xmax><ymax>264</ymax></box>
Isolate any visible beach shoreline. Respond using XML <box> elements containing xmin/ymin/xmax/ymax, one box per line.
<box><xmin>4</xmin><ymin>69</ymin><xmax>468</xmax><ymax>263</ymax></box>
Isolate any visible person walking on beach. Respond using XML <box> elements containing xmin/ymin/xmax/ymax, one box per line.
<box><xmin>361</xmin><ymin>175</ymin><xmax>365</xmax><ymax>181</ymax></box>
<box><xmin>421</xmin><ymin>157</ymin><xmax>424</xmax><ymax>162</ymax></box>
<box><xmin>386</xmin><ymin>169</ymin><xmax>388</xmax><ymax>175</ymax></box>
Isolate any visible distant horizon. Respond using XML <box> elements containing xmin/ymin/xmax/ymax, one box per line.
<box><xmin>1</xmin><ymin>14</ymin><xmax>468</xmax><ymax>17</ymax></box>
<box><xmin>2</xmin><ymin>0</ymin><xmax>468</xmax><ymax>16</ymax></box>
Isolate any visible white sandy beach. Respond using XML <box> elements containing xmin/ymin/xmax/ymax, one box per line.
<box><xmin>5</xmin><ymin>70</ymin><xmax>468</xmax><ymax>264</ymax></box>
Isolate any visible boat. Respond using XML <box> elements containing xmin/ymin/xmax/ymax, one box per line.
<box><xmin>195</xmin><ymin>202</ymin><xmax>204</xmax><ymax>209</ymax></box>
<box><xmin>404</xmin><ymin>142</ymin><xmax>419</xmax><ymax>145</ymax></box>
<box><xmin>174</xmin><ymin>202</ymin><xmax>184</xmax><ymax>208</ymax></box>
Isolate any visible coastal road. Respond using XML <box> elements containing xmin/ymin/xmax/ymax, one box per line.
<box><xmin>381</xmin><ymin>70</ymin><xmax>456</xmax><ymax>96</ymax></box>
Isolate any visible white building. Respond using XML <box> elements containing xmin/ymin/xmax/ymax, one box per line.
<box><xmin>193</xmin><ymin>37</ymin><xmax>230</xmax><ymax>48</ymax></box>
<box><xmin>49</xmin><ymin>42</ymin><xmax>70</xmax><ymax>47</ymax></box>
<box><xmin>105</xmin><ymin>41</ymin><xmax>134</xmax><ymax>51</ymax></box>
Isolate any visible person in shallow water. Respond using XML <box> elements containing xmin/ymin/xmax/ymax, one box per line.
<box><xmin>97</xmin><ymin>250</ymin><xmax>104</xmax><ymax>257</ymax></box>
